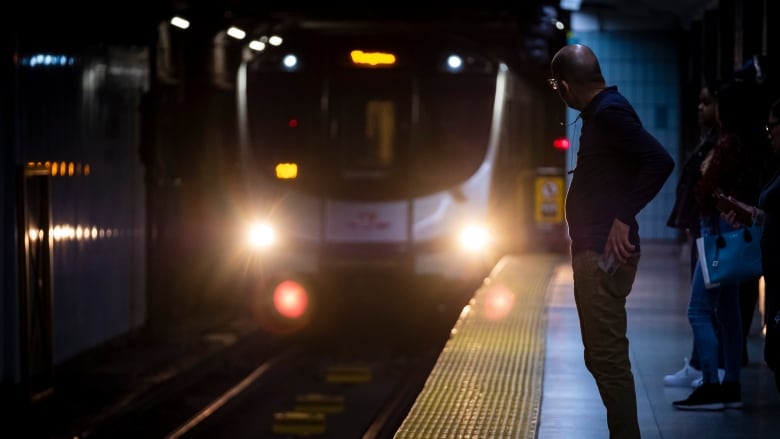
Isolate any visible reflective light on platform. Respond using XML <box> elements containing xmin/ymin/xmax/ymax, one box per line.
<box><xmin>459</xmin><ymin>303</ymin><xmax>473</xmax><ymax>320</ymax></box>
<box><xmin>481</xmin><ymin>283</ymin><xmax>515</xmax><ymax>321</ymax></box>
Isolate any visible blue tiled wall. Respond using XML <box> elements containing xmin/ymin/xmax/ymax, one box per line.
<box><xmin>564</xmin><ymin>31</ymin><xmax>680</xmax><ymax>241</ymax></box>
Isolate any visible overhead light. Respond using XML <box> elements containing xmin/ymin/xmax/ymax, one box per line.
<box><xmin>268</xmin><ymin>35</ymin><xmax>283</xmax><ymax>46</ymax></box>
<box><xmin>249</xmin><ymin>40</ymin><xmax>266</xmax><ymax>52</ymax></box>
<box><xmin>227</xmin><ymin>26</ymin><xmax>246</xmax><ymax>40</ymax></box>
<box><xmin>282</xmin><ymin>54</ymin><xmax>298</xmax><ymax>70</ymax></box>
<box><xmin>560</xmin><ymin>0</ymin><xmax>581</xmax><ymax>11</ymax></box>
<box><xmin>170</xmin><ymin>16</ymin><xmax>190</xmax><ymax>29</ymax></box>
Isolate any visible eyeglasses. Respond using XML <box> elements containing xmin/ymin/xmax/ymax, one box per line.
<box><xmin>547</xmin><ymin>77</ymin><xmax>560</xmax><ymax>91</ymax></box>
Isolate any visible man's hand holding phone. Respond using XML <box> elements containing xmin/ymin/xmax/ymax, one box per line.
<box><xmin>599</xmin><ymin>219</ymin><xmax>634</xmax><ymax>275</ymax></box>
<box><xmin>598</xmin><ymin>252</ymin><xmax>620</xmax><ymax>275</ymax></box>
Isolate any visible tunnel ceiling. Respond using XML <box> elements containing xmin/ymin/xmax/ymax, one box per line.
<box><xmin>13</xmin><ymin>0</ymin><xmax>719</xmax><ymax>50</ymax></box>
<box><xmin>579</xmin><ymin>0</ymin><xmax>718</xmax><ymax>21</ymax></box>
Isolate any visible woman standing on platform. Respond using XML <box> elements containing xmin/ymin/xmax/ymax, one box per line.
<box><xmin>720</xmin><ymin>97</ymin><xmax>780</xmax><ymax>391</ymax></box>
<box><xmin>673</xmin><ymin>80</ymin><xmax>773</xmax><ymax>410</ymax></box>
<box><xmin>664</xmin><ymin>80</ymin><xmax>724</xmax><ymax>388</ymax></box>
<box><xmin>758</xmin><ymin>98</ymin><xmax>780</xmax><ymax>392</ymax></box>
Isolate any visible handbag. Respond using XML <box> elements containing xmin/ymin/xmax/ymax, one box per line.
<box><xmin>696</xmin><ymin>224</ymin><xmax>763</xmax><ymax>289</ymax></box>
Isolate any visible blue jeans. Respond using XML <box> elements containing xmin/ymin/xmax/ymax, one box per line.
<box><xmin>572</xmin><ymin>250</ymin><xmax>640</xmax><ymax>439</ymax></box>
<box><xmin>689</xmin><ymin>217</ymin><xmax>743</xmax><ymax>384</ymax></box>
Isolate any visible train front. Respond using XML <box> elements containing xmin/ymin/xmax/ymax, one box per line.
<box><xmin>233</xmin><ymin>25</ymin><xmax>507</xmax><ymax>330</ymax></box>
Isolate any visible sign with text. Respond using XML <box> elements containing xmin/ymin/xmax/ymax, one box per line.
<box><xmin>534</xmin><ymin>176</ymin><xmax>564</xmax><ymax>224</ymax></box>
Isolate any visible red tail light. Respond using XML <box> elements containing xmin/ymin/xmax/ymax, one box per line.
<box><xmin>273</xmin><ymin>280</ymin><xmax>309</xmax><ymax>319</ymax></box>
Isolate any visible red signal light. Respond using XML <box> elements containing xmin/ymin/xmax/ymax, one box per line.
<box><xmin>273</xmin><ymin>280</ymin><xmax>308</xmax><ymax>319</ymax></box>
<box><xmin>553</xmin><ymin>137</ymin><xmax>570</xmax><ymax>150</ymax></box>
<box><xmin>288</xmin><ymin>118</ymin><xmax>298</xmax><ymax>128</ymax></box>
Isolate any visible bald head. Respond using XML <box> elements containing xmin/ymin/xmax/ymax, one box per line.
<box><xmin>551</xmin><ymin>44</ymin><xmax>605</xmax><ymax>88</ymax></box>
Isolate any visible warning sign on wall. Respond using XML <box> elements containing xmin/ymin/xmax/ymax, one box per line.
<box><xmin>534</xmin><ymin>176</ymin><xmax>564</xmax><ymax>224</ymax></box>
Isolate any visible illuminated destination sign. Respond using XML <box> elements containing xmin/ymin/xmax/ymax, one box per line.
<box><xmin>350</xmin><ymin>50</ymin><xmax>396</xmax><ymax>66</ymax></box>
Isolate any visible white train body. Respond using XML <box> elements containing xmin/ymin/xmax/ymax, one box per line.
<box><xmin>233</xmin><ymin>22</ymin><xmax>529</xmax><ymax>300</ymax></box>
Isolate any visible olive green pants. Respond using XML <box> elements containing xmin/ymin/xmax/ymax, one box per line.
<box><xmin>572</xmin><ymin>250</ymin><xmax>641</xmax><ymax>439</ymax></box>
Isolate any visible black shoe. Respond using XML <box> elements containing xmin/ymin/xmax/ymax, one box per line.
<box><xmin>721</xmin><ymin>381</ymin><xmax>743</xmax><ymax>409</ymax></box>
<box><xmin>673</xmin><ymin>382</ymin><xmax>725</xmax><ymax>411</ymax></box>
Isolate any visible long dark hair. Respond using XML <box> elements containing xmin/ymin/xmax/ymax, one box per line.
<box><xmin>696</xmin><ymin>79</ymin><xmax>772</xmax><ymax>212</ymax></box>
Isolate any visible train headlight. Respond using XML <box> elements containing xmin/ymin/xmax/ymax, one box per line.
<box><xmin>458</xmin><ymin>224</ymin><xmax>491</xmax><ymax>252</ymax></box>
<box><xmin>247</xmin><ymin>222</ymin><xmax>276</xmax><ymax>249</ymax></box>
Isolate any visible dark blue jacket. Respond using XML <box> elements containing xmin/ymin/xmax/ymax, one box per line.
<box><xmin>565</xmin><ymin>86</ymin><xmax>675</xmax><ymax>255</ymax></box>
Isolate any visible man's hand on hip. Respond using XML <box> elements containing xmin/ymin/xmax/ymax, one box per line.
<box><xmin>605</xmin><ymin>219</ymin><xmax>635</xmax><ymax>263</ymax></box>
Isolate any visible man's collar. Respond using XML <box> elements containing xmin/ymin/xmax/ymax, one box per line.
<box><xmin>580</xmin><ymin>86</ymin><xmax>617</xmax><ymax>119</ymax></box>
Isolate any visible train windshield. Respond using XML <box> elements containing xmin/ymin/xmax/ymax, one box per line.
<box><xmin>244</xmin><ymin>39</ymin><xmax>497</xmax><ymax>199</ymax></box>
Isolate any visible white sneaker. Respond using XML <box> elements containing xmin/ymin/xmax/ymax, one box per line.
<box><xmin>664</xmin><ymin>357</ymin><xmax>703</xmax><ymax>387</ymax></box>
<box><xmin>690</xmin><ymin>368</ymin><xmax>726</xmax><ymax>388</ymax></box>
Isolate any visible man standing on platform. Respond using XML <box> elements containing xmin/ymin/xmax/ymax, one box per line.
<box><xmin>548</xmin><ymin>44</ymin><xmax>674</xmax><ymax>438</ymax></box>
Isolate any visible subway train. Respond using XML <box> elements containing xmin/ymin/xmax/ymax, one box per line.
<box><xmin>2</xmin><ymin>9</ymin><xmax>565</xmax><ymax>398</ymax></box>
<box><xmin>229</xmin><ymin>18</ymin><xmax>566</xmax><ymax>331</ymax></box>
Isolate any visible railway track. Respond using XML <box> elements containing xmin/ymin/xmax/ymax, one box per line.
<box><xmin>75</xmin><ymin>282</ymin><xmax>470</xmax><ymax>439</ymax></box>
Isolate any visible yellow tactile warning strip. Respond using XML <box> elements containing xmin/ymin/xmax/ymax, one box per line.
<box><xmin>394</xmin><ymin>253</ymin><xmax>565</xmax><ymax>439</ymax></box>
